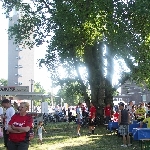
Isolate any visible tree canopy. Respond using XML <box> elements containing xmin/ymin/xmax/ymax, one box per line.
<box><xmin>1</xmin><ymin>0</ymin><xmax>150</xmax><ymax>108</ymax></box>
<box><xmin>57</xmin><ymin>79</ymin><xmax>85</xmax><ymax>105</ymax></box>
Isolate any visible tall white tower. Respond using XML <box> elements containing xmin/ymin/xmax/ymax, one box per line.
<box><xmin>8</xmin><ymin>9</ymin><xmax>34</xmax><ymax>92</ymax></box>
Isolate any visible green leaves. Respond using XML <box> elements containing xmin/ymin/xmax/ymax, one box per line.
<box><xmin>57</xmin><ymin>80</ymin><xmax>85</xmax><ymax>105</ymax></box>
<box><xmin>2</xmin><ymin>0</ymin><xmax>150</xmax><ymax>105</ymax></box>
<box><xmin>0</xmin><ymin>78</ymin><xmax>7</xmax><ymax>86</ymax></box>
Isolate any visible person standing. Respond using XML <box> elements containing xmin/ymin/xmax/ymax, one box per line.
<box><xmin>88</xmin><ymin>102</ymin><xmax>96</xmax><ymax>134</ymax></box>
<box><xmin>0</xmin><ymin>106</ymin><xmax>3</xmax><ymax>131</ymax></box>
<box><xmin>76</xmin><ymin>102</ymin><xmax>82</xmax><ymax>136</ymax></box>
<box><xmin>36</xmin><ymin>121</ymin><xmax>47</xmax><ymax>145</ymax></box>
<box><xmin>126</xmin><ymin>101</ymin><xmax>134</xmax><ymax>123</ymax></box>
<box><xmin>104</xmin><ymin>103</ymin><xmax>112</xmax><ymax>124</ymax></box>
<box><xmin>135</xmin><ymin>104</ymin><xmax>146</xmax><ymax>122</ymax></box>
<box><xmin>118</xmin><ymin>102</ymin><xmax>131</xmax><ymax>147</ymax></box>
<box><xmin>7</xmin><ymin>102</ymin><xmax>33</xmax><ymax>150</ymax></box>
<box><xmin>126</xmin><ymin>101</ymin><xmax>133</xmax><ymax>112</ymax></box>
<box><xmin>1</xmin><ymin>99</ymin><xmax>15</xmax><ymax>150</ymax></box>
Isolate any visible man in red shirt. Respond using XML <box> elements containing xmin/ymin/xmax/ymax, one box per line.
<box><xmin>104</xmin><ymin>103</ymin><xmax>112</xmax><ymax>124</ymax></box>
<box><xmin>89</xmin><ymin>102</ymin><xmax>96</xmax><ymax>134</ymax></box>
<box><xmin>113</xmin><ymin>110</ymin><xmax>119</xmax><ymax>122</ymax></box>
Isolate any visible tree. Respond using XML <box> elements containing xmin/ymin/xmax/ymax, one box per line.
<box><xmin>1</xmin><ymin>0</ymin><xmax>150</xmax><ymax>112</ymax></box>
<box><xmin>33</xmin><ymin>82</ymin><xmax>51</xmax><ymax>106</ymax></box>
<box><xmin>57</xmin><ymin>80</ymin><xmax>84</xmax><ymax>106</ymax></box>
<box><xmin>34</xmin><ymin>82</ymin><xmax>45</xmax><ymax>93</ymax></box>
<box><xmin>0</xmin><ymin>78</ymin><xmax>7</xmax><ymax>86</ymax></box>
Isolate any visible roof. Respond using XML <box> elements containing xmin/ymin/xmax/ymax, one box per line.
<box><xmin>0</xmin><ymin>91</ymin><xmax>49</xmax><ymax>96</ymax></box>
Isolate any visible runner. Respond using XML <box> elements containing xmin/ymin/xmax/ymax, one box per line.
<box><xmin>88</xmin><ymin>102</ymin><xmax>96</xmax><ymax>135</ymax></box>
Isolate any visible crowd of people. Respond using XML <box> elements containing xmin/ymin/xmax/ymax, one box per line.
<box><xmin>103</xmin><ymin>101</ymin><xmax>150</xmax><ymax>147</ymax></box>
<box><xmin>0</xmin><ymin>99</ymin><xmax>98</xmax><ymax>150</ymax></box>
<box><xmin>1</xmin><ymin>98</ymin><xmax>150</xmax><ymax>149</ymax></box>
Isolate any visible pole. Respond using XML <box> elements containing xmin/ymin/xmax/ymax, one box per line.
<box><xmin>31</xmin><ymin>84</ymin><xmax>32</xmax><ymax>92</ymax></box>
<box><xmin>29</xmin><ymin>79</ymin><xmax>34</xmax><ymax>92</ymax></box>
<box><xmin>29</xmin><ymin>79</ymin><xmax>34</xmax><ymax>112</ymax></box>
<box><xmin>31</xmin><ymin>98</ymin><xmax>33</xmax><ymax>112</ymax></box>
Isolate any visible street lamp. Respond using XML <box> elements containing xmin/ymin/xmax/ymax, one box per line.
<box><xmin>29</xmin><ymin>79</ymin><xmax>34</xmax><ymax>92</ymax></box>
<box><xmin>29</xmin><ymin>79</ymin><xmax>34</xmax><ymax>112</ymax></box>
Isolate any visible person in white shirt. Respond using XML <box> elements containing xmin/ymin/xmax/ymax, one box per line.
<box><xmin>126</xmin><ymin>101</ymin><xmax>133</xmax><ymax>112</ymax></box>
<box><xmin>0</xmin><ymin>107</ymin><xmax>3</xmax><ymax>115</ymax></box>
<box><xmin>1</xmin><ymin>99</ymin><xmax>15</xmax><ymax>150</ymax></box>
<box><xmin>0</xmin><ymin>107</ymin><xmax>3</xmax><ymax>127</ymax></box>
<box><xmin>76</xmin><ymin>102</ymin><xmax>83</xmax><ymax>136</ymax></box>
<box><xmin>127</xmin><ymin>101</ymin><xmax>136</xmax><ymax>123</ymax></box>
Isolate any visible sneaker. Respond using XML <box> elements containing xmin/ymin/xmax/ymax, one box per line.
<box><xmin>128</xmin><ymin>144</ymin><xmax>132</xmax><ymax>147</ymax></box>
<box><xmin>77</xmin><ymin>133</ymin><xmax>81</xmax><ymax>137</ymax></box>
<box><xmin>121</xmin><ymin>144</ymin><xmax>127</xmax><ymax>147</ymax></box>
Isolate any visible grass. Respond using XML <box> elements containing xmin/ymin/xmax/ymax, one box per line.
<box><xmin>0</xmin><ymin>122</ymin><xmax>141</xmax><ymax>150</ymax></box>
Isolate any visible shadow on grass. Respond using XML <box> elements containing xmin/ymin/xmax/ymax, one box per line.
<box><xmin>58</xmin><ymin>133</ymin><xmax>141</xmax><ymax>150</ymax></box>
<box><xmin>0</xmin><ymin>123</ymin><xmax>142</xmax><ymax>150</ymax></box>
<box><xmin>44</xmin><ymin>124</ymin><xmax>141</xmax><ymax>150</ymax></box>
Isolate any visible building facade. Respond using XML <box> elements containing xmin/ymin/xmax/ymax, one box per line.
<box><xmin>8</xmin><ymin>11</ymin><xmax>34</xmax><ymax>92</ymax></box>
<box><xmin>114</xmin><ymin>81</ymin><xmax>150</xmax><ymax>104</ymax></box>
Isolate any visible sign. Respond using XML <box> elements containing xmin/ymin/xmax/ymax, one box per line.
<box><xmin>0</xmin><ymin>86</ymin><xmax>29</xmax><ymax>92</ymax></box>
<box><xmin>41</xmin><ymin>102</ymin><xmax>48</xmax><ymax>113</ymax></box>
<box><xmin>142</xmin><ymin>95</ymin><xmax>146</xmax><ymax>101</ymax></box>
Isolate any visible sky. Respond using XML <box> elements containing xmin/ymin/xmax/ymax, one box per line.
<box><xmin>0</xmin><ymin>2</ymin><xmax>124</xmax><ymax>96</ymax></box>
<box><xmin>0</xmin><ymin>3</ymin><xmax>52</xmax><ymax>92</ymax></box>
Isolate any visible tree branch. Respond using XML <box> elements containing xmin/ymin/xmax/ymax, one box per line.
<box><xmin>40</xmin><ymin>0</ymin><xmax>52</xmax><ymax>14</ymax></box>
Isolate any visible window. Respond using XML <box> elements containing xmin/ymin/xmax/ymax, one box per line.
<box><xmin>16</xmin><ymin>47</ymin><xmax>19</xmax><ymax>51</ymax></box>
<box><xmin>18</xmin><ymin>65</ymin><xmax>23</xmax><ymax>68</ymax></box>
<box><xmin>16</xmin><ymin>56</ymin><xmax>21</xmax><ymax>59</ymax></box>
<box><xmin>15</xmin><ymin>74</ymin><xmax>22</xmax><ymax>77</ymax></box>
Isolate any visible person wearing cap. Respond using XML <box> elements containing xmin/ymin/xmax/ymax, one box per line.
<box><xmin>118</xmin><ymin>102</ymin><xmax>131</xmax><ymax>148</ymax></box>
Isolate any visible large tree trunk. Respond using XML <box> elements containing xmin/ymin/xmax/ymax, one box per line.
<box><xmin>104</xmin><ymin>46</ymin><xmax>114</xmax><ymax>105</ymax></box>
<box><xmin>84</xmin><ymin>42</ymin><xmax>105</xmax><ymax>113</ymax></box>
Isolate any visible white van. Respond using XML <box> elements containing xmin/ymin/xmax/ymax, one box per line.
<box><xmin>113</xmin><ymin>100</ymin><xmax>127</xmax><ymax>106</ymax></box>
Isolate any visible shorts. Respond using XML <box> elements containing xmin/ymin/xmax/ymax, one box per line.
<box><xmin>77</xmin><ymin>119</ymin><xmax>82</xmax><ymax>125</ymax></box>
<box><xmin>137</xmin><ymin>118</ymin><xmax>144</xmax><ymax>122</ymax></box>
<box><xmin>38</xmin><ymin>134</ymin><xmax>42</xmax><ymax>141</ymax></box>
<box><xmin>89</xmin><ymin>118</ymin><xmax>95</xmax><ymax>126</ymax></box>
<box><xmin>105</xmin><ymin>116</ymin><xmax>111</xmax><ymax>124</ymax></box>
<box><xmin>119</xmin><ymin>125</ymin><xmax>129</xmax><ymax>135</ymax></box>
